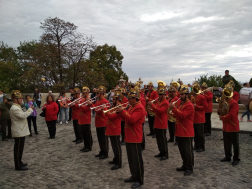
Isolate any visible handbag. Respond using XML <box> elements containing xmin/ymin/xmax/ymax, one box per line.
<box><xmin>40</xmin><ymin>108</ymin><xmax>46</xmax><ymax>117</ymax></box>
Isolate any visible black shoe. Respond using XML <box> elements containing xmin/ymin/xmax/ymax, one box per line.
<box><xmin>220</xmin><ymin>138</ymin><xmax>224</xmax><ymax>140</ymax></box>
<box><xmin>72</xmin><ymin>140</ymin><xmax>77</xmax><ymax>142</ymax></box>
<box><xmin>141</xmin><ymin>147</ymin><xmax>145</xmax><ymax>151</ymax></box>
<box><xmin>196</xmin><ymin>148</ymin><xmax>205</xmax><ymax>152</ymax></box>
<box><xmin>220</xmin><ymin>157</ymin><xmax>231</xmax><ymax>162</ymax></box>
<box><xmin>176</xmin><ymin>166</ymin><xmax>186</xmax><ymax>171</ymax></box>
<box><xmin>95</xmin><ymin>153</ymin><xmax>102</xmax><ymax>157</ymax></box>
<box><xmin>131</xmin><ymin>182</ymin><xmax>142</xmax><ymax>188</ymax></box>
<box><xmin>154</xmin><ymin>153</ymin><xmax>162</xmax><ymax>158</ymax></box>
<box><xmin>21</xmin><ymin>162</ymin><xmax>28</xmax><ymax>167</ymax></box>
<box><xmin>111</xmin><ymin>165</ymin><xmax>121</xmax><ymax>170</ymax></box>
<box><xmin>146</xmin><ymin>133</ymin><xmax>154</xmax><ymax>136</ymax></box>
<box><xmin>184</xmin><ymin>170</ymin><xmax>193</xmax><ymax>176</ymax></box>
<box><xmin>2</xmin><ymin>138</ymin><xmax>8</xmax><ymax>141</ymax></box>
<box><xmin>7</xmin><ymin>136</ymin><xmax>12</xmax><ymax>139</ymax></box>
<box><xmin>124</xmin><ymin>177</ymin><xmax>136</xmax><ymax>183</ymax></box>
<box><xmin>152</xmin><ymin>134</ymin><xmax>156</xmax><ymax>138</ymax></box>
<box><xmin>29</xmin><ymin>134</ymin><xmax>32</xmax><ymax>137</ymax></box>
<box><xmin>121</xmin><ymin>141</ymin><xmax>126</xmax><ymax>145</ymax></box>
<box><xmin>15</xmin><ymin>166</ymin><xmax>28</xmax><ymax>171</ymax></box>
<box><xmin>159</xmin><ymin>156</ymin><xmax>168</xmax><ymax>161</ymax></box>
<box><xmin>35</xmin><ymin>132</ymin><xmax>39</xmax><ymax>135</ymax></box>
<box><xmin>109</xmin><ymin>161</ymin><xmax>115</xmax><ymax>164</ymax></box>
<box><xmin>82</xmin><ymin>148</ymin><xmax>91</xmax><ymax>152</ymax></box>
<box><xmin>75</xmin><ymin>140</ymin><xmax>82</xmax><ymax>144</ymax></box>
<box><xmin>232</xmin><ymin>160</ymin><xmax>240</xmax><ymax>166</ymax></box>
<box><xmin>80</xmin><ymin>147</ymin><xmax>86</xmax><ymax>151</ymax></box>
<box><xmin>49</xmin><ymin>137</ymin><xmax>53</xmax><ymax>139</ymax></box>
<box><xmin>167</xmin><ymin>139</ymin><xmax>174</xmax><ymax>143</ymax></box>
<box><xmin>174</xmin><ymin>141</ymin><xmax>178</xmax><ymax>146</ymax></box>
<box><xmin>99</xmin><ymin>155</ymin><xmax>108</xmax><ymax>159</ymax></box>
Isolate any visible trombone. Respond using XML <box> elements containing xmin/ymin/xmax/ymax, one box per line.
<box><xmin>68</xmin><ymin>97</ymin><xmax>82</xmax><ymax>106</ymax></box>
<box><xmin>58</xmin><ymin>96</ymin><xmax>73</xmax><ymax>102</ymax></box>
<box><xmin>78</xmin><ymin>97</ymin><xmax>96</xmax><ymax>107</ymax></box>
<box><xmin>103</xmin><ymin>102</ymin><xmax>129</xmax><ymax>114</ymax></box>
<box><xmin>90</xmin><ymin>103</ymin><xmax>111</xmax><ymax>110</ymax></box>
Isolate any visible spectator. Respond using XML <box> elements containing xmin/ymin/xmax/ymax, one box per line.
<box><xmin>0</xmin><ymin>90</ymin><xmax>5</xmax><ymax>103</ymax></box>
<box><xmin>42</xmin><ymin>95</ymin><xmax>59</xmax><ymax>139</ymax></box>
<box><xmin>36</xmin><ymin>91</ymin><xmax>42</xmax><ymax>108</ymax></box>
<box><xmin>107</xmin><ymin>87</ymin><xmax>115</xmax><ymax>104</ymax></box>
<box><xmin>68</xmin><ymin>87</ymin><xmax>74</xmax><ymax>121</ymax></box>
<box><xmin>59</xmin><ymin>91</ymin><xmax>69</xmax><ymax>124</ymax></box>
<box><xmin>222</xmin><ymin>70</ymin><xmax>234</xmax><ymax>88</ymax></box>
<box><xmin>48</xmin><ymin>91</ymin><xmax>55</xmax><ymax>99</ymax></box>
<box><xmin>55</xmin><ymin>93</ymin><xmax>61</xmax><ymax>123</ymax></box>
<box><xmin>240</xmin><ymin>82</ymin><xmax>251</xmax><ymax>122</ymax></box>
<box><xmin>0</xmin><ymin>96</ymin><xmax>12</xmax><ymax>141</ymax></box>
<box><xmin>91</xmin><ymin>88</ymin><xmax>97</xmax><ymax>115</ymax></box>
<box><xmin>25</xmin><ymin>95</ymin><xmax>38</xmax><ymax>136</ymax></box>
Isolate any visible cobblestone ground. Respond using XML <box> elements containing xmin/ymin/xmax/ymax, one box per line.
<box><xmin>0</xmin><ymin>109</ymin><xmax>252</xmax><ymax>189</ymax></box>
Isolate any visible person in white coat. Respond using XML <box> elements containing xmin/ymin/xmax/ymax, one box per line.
<box><xmin>10</xmin><ymin>90</ymin><xmax>34</xmax><ymax>171</ymax></box>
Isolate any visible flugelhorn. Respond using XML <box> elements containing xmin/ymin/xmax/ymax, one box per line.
<box><xmin>103</xmin><ymin>102</ymin><xmax>129</xmax><ymax>114</ymax></box>
<box><xmin>78</xmin><ymin>97</ymin><xmax>96</xmax><ymax>107</ymax></box>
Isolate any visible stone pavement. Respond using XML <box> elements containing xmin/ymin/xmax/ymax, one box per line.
<box><xmin>0</xmin><ymin>109</ymin><xmax>252</xmax><ymax>189</ymax></box>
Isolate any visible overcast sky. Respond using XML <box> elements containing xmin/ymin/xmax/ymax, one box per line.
<box><xmin>1</xmin><ymin>0</ymin><xmax>252</xmax><ymax>86</ymax></box>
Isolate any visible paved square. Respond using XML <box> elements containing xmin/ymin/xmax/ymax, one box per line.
<box><xmin>0</xmin><ymin>110</ymin><xmax>252</xmax><ymax>189</ymax></box>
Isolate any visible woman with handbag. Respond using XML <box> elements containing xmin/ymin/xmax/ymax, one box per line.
<box><xmin>25</xmin><ymin>95</ymin><xmax>38</xmax><ymax>136</ymax></box>
<box><xmin>42</xmin><ymin>95</ymin><xmax>59</xmax><ymax>139</ymax></box>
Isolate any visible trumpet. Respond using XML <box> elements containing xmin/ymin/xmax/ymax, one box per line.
<box><xmin>78</xmin><ymin>97</ymin><xmax>96</xmax><ymax>107</ymax></box>
<box><xmin>90</xmin><ymin>103</ymin><xmax>111</xmax><ymax>110</ymax></box>
<box><xmin>68</xmin><ymin>97</ymin><xmax>82</xmax><ymax>106</ymax></box>
<box><xmin>103</xmin><ymin>102</ymin><xmax>129</xmax><ymax>114</ymax></box>
<box><xmin>151</xmin><ymin>97</ymin><xmax>159</xmax><ymax>103</ymax></box>
<box><xmin>58</xmin><ymin>96</ymin><xmax>73</xmax><ymax>102</ymax></box>
<box><xmin>200</xmin><ymin>87</ymin><xmax>214</xmax><ymax>94</ymax></box>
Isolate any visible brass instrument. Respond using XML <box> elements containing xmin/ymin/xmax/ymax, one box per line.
<box><xmin>90</xmin><ymin>103</ymin><xmax>111</xmax><ymax>110</ymax></box>
<box><xmin>103</xmin><ymin>102</ymin><xmax>129</xmax><ymax>114</ymax></box>
<box><xmin>200</xmin><ymin>87</ymin><xmax>214</xmax><ymax>94</ymax></box>
<box><xmin>147</xmin><ymin>97</ymin><xmax>158</xmax><ymax>116</ymax></box>
<box><xmin>58</xmin><ymin>96</ymin><xmax>73</xmax><ymax>102</ymax></box>
<box><xmin>167</xmin><ymin>98</ymin><xmax>180</xmax><ymax>122</ymax></box>
<box><xmin>67</xmin><ymin>97</ymin><xmax>82</xmax><ymax>106</ymax></box>
<box><xmin>78</xmin><ymin>97</ymin><xmax>96</xmax><ymax>107</ymax></box>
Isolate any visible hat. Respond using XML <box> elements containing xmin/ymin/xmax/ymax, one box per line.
<box><xmin>49</xmin><ymin>90</ymin><xmax>52</xmax><ymax>93</ymax></box>
<box><xmin>171</xmin><ymin>81</ymin><xmax>180</xmax><ymax>89</ymax></box>
<box><xmin>179</xmin><ymin>85</ymin><xmax>190</xmax><ymax>94</ymax></box>
<box><xmin>201</xmin><ymin>82</ymin><xmax>208</xmax><ymax>88</ymax></box>
<box><xmin>135</xmin><ymin>87</ymin><xmax>141</xmax><ymax>93</ymax></box>
<box><xmin>135</xmin><ymin>82</ymin><xmax>141</xmax><ymax>88</ymax></box>
<box><xmin>97</xmin><ymin>86</ymin><xmax>106</xmax><ymax>93</ymax></box>
<box><xmin>223</xmin><ymin>84</ymin><xmax>233</xmax><ymax>98</ymax></box>
<box><xmin>157</xmin><ymin>87</ymin><xmax>166</xmax><ymax>95</ymax></box>
<box><xmin>73</xmin><ymin>88</ymin><xmax>81</xmax><ymax>94</ymax></box>
<box><xmin>82</xmin><ymin>87</ymin><xmax>90</xmax><ymax>93</ymax></box>
<box><xmin>147</xmin><ymin>81</ymin><xmax>153</xmax><ymax>86</ymax></box>
<box><xmin>128</xmin><ymin>88</ymin><xmax>140</xmax><ymax>99</ymax></box>
<box><xmin>168</xmin><ymin>86</ymin><xmax>176</xmax><ymax>92</ymax></box>
<box><xmin>113</xmin><ymin>91</ymin><xmax>122</xmax><ymax>100</ymax></box>
<box><xmin>11</xmin><ymin>90</ymin><xmax>23</xmax><ymax>99</ymax></box>
<box><xmin>116</xmin><ymin>88</ymin><xmax>126</xmax><ymax>94</ymax></box>
<box><xmin>157</xmin><ymin>80</ymin><xmax>166</xmax><ymax>89</ymax></box>
<box><xmin>192</xmin><ymin>82</ymin><xmax>201</xmax><ymax>94</ymax></box>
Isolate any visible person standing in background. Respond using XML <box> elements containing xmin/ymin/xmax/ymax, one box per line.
<box><xmin>0</xmin><ymin>96</ymin><xmax>12</xmax><ymax>141</ymax></box>
<box><xmin>222</xmin><ymin>70</ymin><xmax>234</xmax><ymax>88</ymax></box>
<box><xmin>240</xmin><ymin>82</ymin><xmax>251</xmax><ymax>122</ymax></box>
<box><xmin>25</xmin><ymin>95</ymin><xmax>38</xmax><ymax>136</ymax></box>
<box><xmin>36</xmin><ymin>91</ymin><xmax>42</xmax><ymax>108</ymax></box>
<box><xmin>59</xmin><ymin>91</ymin><xmax>69</xmax><ymax>124</ymax></box>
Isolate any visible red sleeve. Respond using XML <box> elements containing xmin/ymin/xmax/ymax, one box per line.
<box><xmin>195</xmin><ymin>96</ymin><xmax>208</xmax><ymax>110</ymax></box>
<box><xmin>151</xmin><ymin>102</ymin><xmax>169</xmax><ymax>114</ymax></box>
<box><xmin>172</xmin><ymin>104</ymin><xmax>194</xmax><ymax>119</ymax></box>
<box><xmin>221</xmin><ymin>102</ymin><xmax>239</xmax><ymax>121</ymax></box>
<box><xmin>80</xmin><ymin>104</ymin><xmax>91</xmax><ymax>111</ymax></box>
<box><xmin>53</xmin><ymin>103</ymin><xmax>59</xmax><ymax>115</ymax></box>
<box><xmin>106</xmin><ymin>112</ymin><xmax>119</xmax><ymax>119</ymax></box>
<box><xmin>119</xmin><ymin>107</ymin><xmax>143</xmax><ymax>124</ymax></box>
<box><xmin>233</xmin><ymin>92</ymin><xmax>239</xmax><ymax>102</ymax></box>
<box><xmin>42</xmin><ymin>103</ymin><xmax>47</xmax><ymax>111</ymax></box>
<box><xmin>204</xmin><ymin>92</ymin><xmax>213</xmax><ymax>101</ymax></box>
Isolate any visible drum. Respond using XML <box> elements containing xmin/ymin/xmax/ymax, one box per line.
<box><xmin>239</xmin><ymin>87</ymin><xmax>252</xmax><ymax>105</ymax></box>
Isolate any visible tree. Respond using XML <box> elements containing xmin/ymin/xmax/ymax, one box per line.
<box><xmin>90</xmin><ymin>44</ymin><xmax>128</xmax><ymax>91</ymax></box>
<box><xmin>249</xmin><ymin>78</ymin><xmax>252</xmax><ymax>87</ymax></box>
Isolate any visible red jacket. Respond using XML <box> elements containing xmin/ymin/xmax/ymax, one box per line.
<box><xmin>233</xmin><ymin>91</ymin><xmax>239</xmax><ymax>103</ymax></box>
<box><xmin>151</xmin><ymin>99</ymin><xmax>169</xmax><ymax>129</ymax></box>
<box><xmin>172</xmin><ymin>99</ymin><xmax>195</xmax><ymax>137</ymax></box>
<box><xmin>146</xmin><ymin>90</ymin><xmax>158</xmax><ymax>102</ymax></box>
<box><xmin>71</xmin><ymin>103</ymin><xmax>81</xmax><ymax>120</ymax></box>
<box><xmin>121</xmin><ymin>96</ymin><xmax>129</xmax><ymax>121</ymax></box>
<box><xmin>42</xmin><ymin>101</ymin><xmax>59</xmax><ymax>121</ymax></box>
<box><xmin>105</xmin><ymin>111</ymin><xmax>121</xmax><ymax>136</ymax></box>
<box><xmin>194</xmin><ymin>94</ymin><xmax>208</xmax><ymax>124</ymax></box>
<box><xmin>203</xmin><ymin>91</ymin><xmax>213</xmax><ymax>113</ymax></box>
<box><xmin>167</xmin><ymin>96</ymin><xmax>181</xmax><ymax>121</ymax></box>
<box><xmin>176</xmin><ymin>91</ymin><xmax>180</xmax><ymax>98</ymax></box>
<box><xmin>118</xmin><ymin>102</ymin><xmax>145</xmax><ymax>143</ymax></box>
<box><xmin>94</xmin><ymin>98</ymin><xmax>109</xmax><ymax>127</ymax></box>
<box><xmin>140</xmin><ymin>97</ymin><xmax>147</xmax><ymax>119</ymax></box>
<box><xmin>221</xmin><ymin>98</ymin><xmax>240</xmax><ymax>132</ymax></box>
<box><xmin>78</xmin><ymin>99</ymin><xmax>92</xmax><ymax>125</ymax></box>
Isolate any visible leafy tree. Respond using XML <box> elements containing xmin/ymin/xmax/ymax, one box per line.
<box><xmin>249</xmin><ymin>78</ymin><xmax>252</xmax><ymax>87</ymax></box>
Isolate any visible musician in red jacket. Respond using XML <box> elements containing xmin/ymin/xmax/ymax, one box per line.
<box><xmin>79</xmin><ymin>87</ymin><xmax>93</xmax><ymax>153</ymax></box>
<box><xmin>219</xmin><ymin>85</ymin><xmax>240</xmax><ymax>166</ymax></box>
<box><xmin>192</xmin><ymin>82</ymin><xmax>208</xmax><ymax>152</ymax></box>
<box><xmin>201</xmin><ymin>82</ymin><xmax>213</xmax><ymax>136</ymax></box>
<box><xmin>145</xmin><ymin>81</ymin><xmax>158</xmax><ymax>137</ymax></box>
<box><xmin>93</xmin><ymin>86</ymin><xmax>110</xmax><ymax>159</ymax></box>
<box><xmin>138</xmin><ymin>87</ymin><xmax>147</xmax><ymax>151</ymax></box>
<box><xmin>116</xmin><ymin>88</ymin><xmax>128</xmax><ymax>145</ymax></box>
<box><xmin>148</xmin><ymin>87</ymin><xmax>169</xmax><ymax>161</ymax></box>
<box><xmin>167</xmin><ymin>86</ymin><xmax>181</xmax><ymax>145</ymax></box>
<box><xmin>68</xmin><ymin>88</ymin><xmax>82</xmax><ymax>144</ymax></box>
<box><xmin>169</xmin><ymin>85</ymin><xmax>195</xmax><ymax>176</ymax></box>
<box><xmin>105</xmin><ymin>92</ymin><xmax>122</xmax><ymax>170</ymax></box>
<box><xmin>117</xmin><ymin>88</ymin><xmax>145</xmax><ymax>188</ymax></box>
<box><xmin>228</xmin><ymin>80</ymin><xmax>239</xmax><ymax>103</ymax></box>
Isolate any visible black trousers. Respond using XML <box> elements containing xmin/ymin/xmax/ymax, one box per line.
<box><xmin>27</xmin><ymin>116</ymin><xmax>38</xmax><ymax>134</ymax></box>
<box><xmin>14</xmin><ymin>137</ymin><xmax>25</xmax><ymax>169</ymax></box>
<box><xmin>141</xmin><ymin>123</ymin><xmax>145</xmax><ymax>149</ymax></box>
<box><xmin>194</xmin><ymin>123</ymin><xmax>205</xmax><ymax>149</ymax></box>
<box><xmin>46</xmin><ymin>120</ymin><xmax>57</xmax><ymax>137</ymax></box>
<box><xmin>1</xmin><ymin>118</ymin><xmax>12</xmax><ymax>139</ymax></box>
<box><xmin>147</xmin><ymin>114</ymin><xmax>155</xmax><ymax>134</ymax></box>
<box><xmin>121</xmin><ymin>121</ymin><xmax>125</xmax><ymax>142</ymax></box>
<box><xmin>73</xmin><ymin>119</ymin><xmax>82</xmax><ymax>141</ymax></box>
<box><xmin>110</xmin><ymin>135</ymin><xmax>122</xmax><ymax>166</ymax></box>
<box><xmin>204</xmin><ymin>113</ymin><xmax>212</xmax><ymax>134</ymax></box>
<box><xmin>155</xmin><ymin>128</ymin><xmax>168</xmax><ymax>157</ymax></box>
<box><xmin>80</xmin><ymin>124</ymin><xmax>93</xmax><ymax>149</ymax></box>
<box><xmin>69</xmin><ymin>107</ymin><xmax>72</xmax><ymax>121</ymax></box>
<box><xmin>96</xmin><ymin>127</ymin><xmax>109</xmax><ymax>156</ymax></box>
<box><xmin>223</xmin><ymin>131</ymin><xmax>240</xmax><ymax>161</ymax></box>
<box><xmin>168</xmin><ymin>120</ymin><xmax>175</xmax><ymax>141</ymax></box>
<box><xmin>36</xmin><ymin>100</ymin><xmax>41</xmax><ymax>108</ymax></box>
<box><xmin>126</xmin><ymin>143</ymin><xmax>144</xmax><ymax>184</ymax></box>
<box><xmin>177</xmin><ymin>137</ymin><xmax>194</xmax><ymax>171</ymax></box>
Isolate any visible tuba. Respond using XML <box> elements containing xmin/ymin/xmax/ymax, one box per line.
<box><xmin>217</xmin><ymin>85</ymin><xmax>233</xmax><ymax>118</ymax></box>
